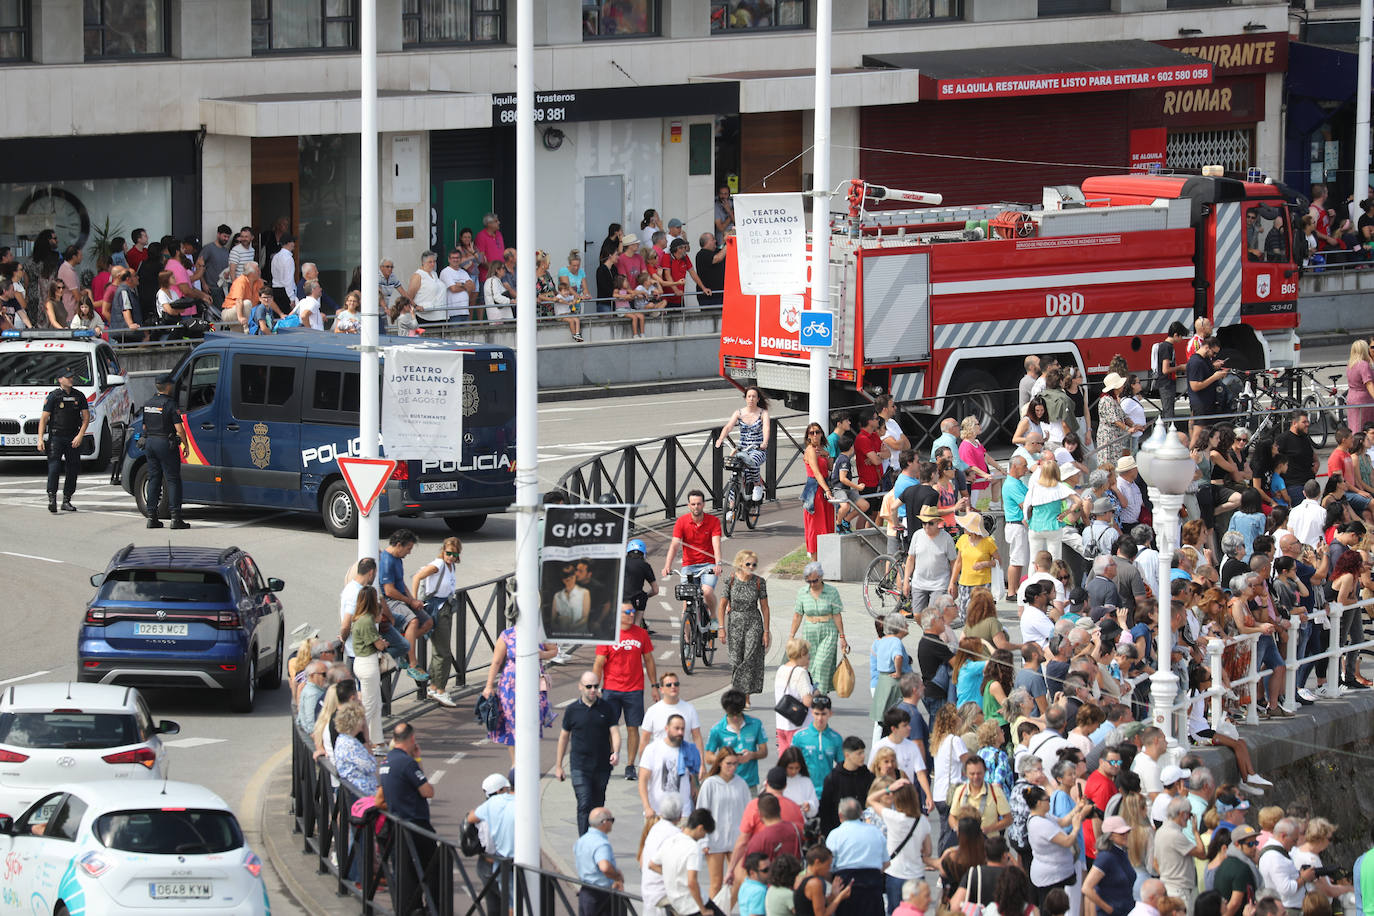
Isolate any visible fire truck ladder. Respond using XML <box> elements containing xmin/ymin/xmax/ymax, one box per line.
<box><xmin>850</xmin><ymin>202</ymin><xmax>1039</xmax><ymax>230</ymax></box>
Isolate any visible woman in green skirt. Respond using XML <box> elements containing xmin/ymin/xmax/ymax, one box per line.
<box><xmin>789</xmin><ymin>561</ymin><xmax>849</xmax><ymax>693</ymax></box>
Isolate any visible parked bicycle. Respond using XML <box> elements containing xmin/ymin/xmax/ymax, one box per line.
<box><xmin>675</xmin><ymin>568</ymin><xmax>717</xmax><ymax>675</ymax></box>
<box><xmin>1296</xmin><ymin>366</ymin><xmax>1346</xmax><ymax>449</ymax></box>
<box><xmin>862</xmin><ymin>524</ymin><xmax>913</xmax><ymax>619</ymax></box>
<box><xmin>721</xmin><ymin>454</ymin><xmax>763</xmax><ymax>536</ymax></box>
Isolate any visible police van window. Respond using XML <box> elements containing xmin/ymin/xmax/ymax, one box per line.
<box><xmin>304</xmin><ymin>365</ymin><xmax>360</xmax><ymax>424</ymax></box>
<box><xmin>97</xmin><ymin>345</ymin><xmax>122</xmax><ymax>378</ymax></box>
<box><xmin>183</xmin><ymin>354</ymin><xmax>221</xmax><ymax>412</ymax></box>
<box><xmin>234</xmin><ymin>358</ymin><xmax>302</xmax><ymax>423</ymax></box>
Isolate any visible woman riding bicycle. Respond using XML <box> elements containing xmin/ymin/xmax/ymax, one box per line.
<box><xmin>716</xmin><ymin>385</ymin><xmax>771</xmax><ymax>502</ymax></box>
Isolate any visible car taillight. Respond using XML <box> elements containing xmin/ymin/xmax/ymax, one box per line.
<box><xmin>102</xmin><ymin>747</ymin><xmax>157</xmax><ymax>769</ymax></box>
<box><xmin>0</xmin><ymin>749</ymin><xmax>29</xmax><ymax>763</ymax></box>
<box><xmin>78</xmin><ymin>851</ymin><xmax>112</xmax><ymax>877</ymax></box>
<box><xmin>214</xmin><ymin>610</ymin><xmax>241</xmax><ymax>629</ymax></box>
<box><xmin>84</xmin><ymin>607</ymin><xmax>107</xmax><ymax>625</ymax></box>
<box><xmin>390</xmin><ymin>463</ymin><xmax>409</xmax><ymax>481</ymax></box>
<box><xmin>243</xmin><ymin>851</ymin><xmax>263</xmax><ymax>878</ymax></box>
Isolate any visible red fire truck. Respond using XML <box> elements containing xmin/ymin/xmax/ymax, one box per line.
<box><xmin>718</xmin><ymin>173</ymin><xmax>1301</xmax><ymax>427</ymax></box>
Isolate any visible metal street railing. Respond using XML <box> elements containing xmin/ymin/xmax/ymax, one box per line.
<box><xmin>289</xmin><ymin>721</ymin><xmax>643</xmax><ymax>915</ymax></box>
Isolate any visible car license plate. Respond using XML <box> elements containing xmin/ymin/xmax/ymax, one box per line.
<box><xmin>150</xmin><ymin>882</ymin><xmax>212</xmax><ymax>899</ymax></box>
<box><xmin>135</xmin><ymin>623</ymin><xmax>189</xmax><ymax>637</ymax></box>
<box><xmin>420</xmin><ymin>480</ymin><xmax>458</xmax><ymax>494</ymax></box>
<box><xmin>0</xmin><ymin>434</ymin><xmax>37</xmax><ymax>447</ymax></box>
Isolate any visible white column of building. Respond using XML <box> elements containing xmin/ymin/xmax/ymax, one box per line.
<box><xmin>1356</xmin><ymin>0</ymin><xmax>1372</xmax><ymax>205</ymax></box>
<box><xmin>512</xmin><ymin>0</ymin><xmax>542</xmax><ymax>903</ymax></box>
<box><xmin>807</xmin><ymin>0</ymin><xmax>833</xmax><ymax>425</ymax></box>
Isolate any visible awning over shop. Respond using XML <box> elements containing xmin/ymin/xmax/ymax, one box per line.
<box><xmin>201</xmin><ymin>89</ymin><xmax>492</xmax><ymax>137</ymax></box>
<box><xmin>864</xmin><ymin>40</ymin><xmax>1213</xmax><ymax>101</ymax></box>
<box><xmin>1288</xmin><ymin>41</ymin><xmax>1360</xmax><ymax>102</ymax></box>
<box><xmin>691</xmin><ymin>68</ymin><xmax>919</xmax><ymax>113</ymax></box>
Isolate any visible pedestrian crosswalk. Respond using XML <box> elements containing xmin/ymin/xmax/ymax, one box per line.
<box><xmin>0</xmin><ymin>477</ymin><xmax>271</xmax><ymax>528</ymax></box>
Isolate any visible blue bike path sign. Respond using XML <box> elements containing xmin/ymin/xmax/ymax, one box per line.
<box><xmin>799</xmin><ymin>311</ymin><xmax>834</xmax><ymax>349</ymax></box>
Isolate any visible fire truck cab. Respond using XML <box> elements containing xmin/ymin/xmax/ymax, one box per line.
<box><xmin>718</xmin><ymin>173</ymin><xmax>1301</xmax><ymax>427</ymax></box>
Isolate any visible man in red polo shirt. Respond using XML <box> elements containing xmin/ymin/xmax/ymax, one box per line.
<box><xmin>661</xmin><ymin>238</ymin><xmax>712</xmax><ymax>308</ymax></box>
<box><xmin>594</xmin><ymin>602</ymin><xmax>659</xmax><ymax>782</ymax></box>
<box><xmin>854</xmin><ymin>409</ymin><xmax>888</xmax><ymax>497</ymax></box>
<box><xmin>661</xmin><ymin>489</ymin><xmax>723</xmax><ymax>626</ymax></box>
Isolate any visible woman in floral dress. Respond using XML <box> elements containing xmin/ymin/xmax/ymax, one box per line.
<box><xmin>481</xmin><ymin>606</ymin><xmax>560</xmax><ymax>765</ymax></box>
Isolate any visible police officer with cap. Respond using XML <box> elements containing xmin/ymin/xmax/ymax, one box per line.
<box><xmin>142</xmin><ymin>373</ymin><xmax>189</xmax><ymax>529</ymax></box>
<box><xmin>35</xmin><ymin>365</ymin><xmax>90</xmax><ymax>513</ymax></box>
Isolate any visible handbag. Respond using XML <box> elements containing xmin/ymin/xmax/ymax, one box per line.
<box><xmin>774</xmin><ymin>666</ymin><xmax>809</xmax><ymax>727</ymax></box>
<box><xmin>801</xmin><ymin>477</ymin><xmax>818</xmax><ymax>514</ymax></box>
<box><xmin>474</xmin><ymin>693</ymin><xmax>503</xmax><ymax>733</ymax></box>
<box><xmin>833</xmin><ymin>656</ymin><xmax>855</xmax><ymax>698</ymax></box>
<box><xmin>959</xmin><ymin>865</ymin><xmax>985</xmax><ymax>916</ymax></box>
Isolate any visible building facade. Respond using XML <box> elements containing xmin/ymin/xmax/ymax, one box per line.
<box><xmin>0</xmin><ymin>0</ymin><xmax>1303</xmax><ymax>297</ymax></box>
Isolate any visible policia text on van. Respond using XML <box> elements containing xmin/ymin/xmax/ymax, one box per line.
<box><xmin>120</xmin><ymin>331</ymin><xmax>515</xmax><ymax>537</ymax></box>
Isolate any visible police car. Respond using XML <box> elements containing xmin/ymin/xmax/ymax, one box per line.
<box><xmin>0</xmin><ymin>330</ymin><xmax>132</xmax><ymax>467</ymax></box>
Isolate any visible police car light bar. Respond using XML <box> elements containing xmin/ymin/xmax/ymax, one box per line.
<box><xmin>1</xmin><ymin>329</ymin><xmax>96</xmax><ymax>340</ymax></box>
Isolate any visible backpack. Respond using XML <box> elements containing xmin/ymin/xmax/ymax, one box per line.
<box><xmin>459</xmin><ymin>820</ymin><xmax>484</xmax><ymax>856</ymax></box>
<box><xmin>1082</xmin><ymin>524</ymin><xmax>1111</xmax><ymax>561</ymax></box>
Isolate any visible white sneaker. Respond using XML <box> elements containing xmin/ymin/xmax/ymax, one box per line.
<box><xmin>1317</xmin><ymin>684</ymin><xmax>1344</xmax><ymax>699</ymax></box>
<box><xmin>1247</xmin><ymin>773</ymin><xmax>1274</xmax><ymax>787</ymax></box>
<box><xmin>1237</xmin><ymin>781</ymin><xmax>1264</xmax><ymax>797</ymax></box>
<box><xmin>751</xmin><ymin>485</ymin><xmax>764</xmax><ymax>502</ymax></box>
<box><xmin>1297</xmin><ymin>688</ymin><xmax>1317</xmax><ymax>703</ymax></box>
<box><xmin>550</xmin><ymin>649</ymin><xmax>574</xmax><ymax>666</ymax></box>
<box><xmin>426</xmin><ymin>687</ymin><xmax>458</xmax><ymax>708</ymax></box>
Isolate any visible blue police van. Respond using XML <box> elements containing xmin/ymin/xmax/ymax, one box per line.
<box><xmin>120</xmin><ymin>330</ymin><xmax>515</xmax><ymax>536</ymax></box>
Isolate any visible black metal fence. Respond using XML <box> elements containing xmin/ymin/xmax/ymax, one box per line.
<box><xmin>289</xmin><ymin>721</ymin><xmax>642</xmax><ymax>915</ymax></box>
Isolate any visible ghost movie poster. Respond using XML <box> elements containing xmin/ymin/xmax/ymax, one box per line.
<box><xmin>540</xmin><ymin>505</ymin><xmax>629</xmax><ymax>644</ymax></box>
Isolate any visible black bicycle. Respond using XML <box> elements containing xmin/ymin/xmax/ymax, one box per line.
<box><xmin>675</xmin><ymin>569</ymin><xmax>717</xmax><ymax>675</ymax></box>
<box><xmin>721</xmin><ymin>454</ymin><xmax>762</xmax><ymax>536</ymax></box>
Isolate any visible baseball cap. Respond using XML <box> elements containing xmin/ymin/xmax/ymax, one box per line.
<box><xmin>482</xmin><ymin>773</ymin><xmax>511</xmax><ymax>795</ymax></box>
<box><xmin>1101</xmin><ymin>815</ymin><xmax>1131</xmax><ymax>835</ymax></box>
<box><xmin>668</xmin><ymin>218</ymin><xmax>683</xmax><ymax>228</ymax></box>
<box><xmin>1215</xmin><ymin>791</ymin><xmax>1251</xmax><ymax>813</ymax></box>
<box><xmin>1118</xmin><ymin>721</ymin><xmax>1148</xmax><ymax>740</ymax></box>
<box><xmin>1230</xmin><ymin>824</ymin><xmax>1260</xmax><ymax>843</ymax></box>
<box><xmin>1160</xmin><ymin>765</ymin><xmax>1191</xmax><ymax>786</ymax></box>
<box><xmin>765</xmin><ymin>766</ymin><xmax>787</xmax><ymax>790</ymax></box>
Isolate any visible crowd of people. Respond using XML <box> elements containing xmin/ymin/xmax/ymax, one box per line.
<box><xmin>0</xmin><ymin>190</ymin><xmax>738</xmax><ymax>341</ymax></box>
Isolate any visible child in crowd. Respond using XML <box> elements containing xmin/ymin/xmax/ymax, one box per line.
<box><xmin>635</xmin><ymin>269</ymin><xmax>666</xmax><ymax>311</ymax></box>
<box><xmin>552</xmin><ymin>277</ymin><xmax>583</xmax><ymax>342</ymax></box>
<box><xmin>613</xmin><ymin>274</ymin><xmax>644</xmax><ymax>338</ymax></box>
<box><xmin>389</xmin><ymin>295</ymin><xmax>420</xmax><ymax>336</ymax></box>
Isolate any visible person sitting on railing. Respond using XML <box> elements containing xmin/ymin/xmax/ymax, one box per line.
<box><xmin>1229</xmin><ymin>573</ymin><xmax>1293</xmax><ymax>718</ymax></box>
<box><xmin>1329</xmin><ymin>547</ymin><xmax>1374</xmax><ymax>689</ymax></box>
<box><xmin>1184</xmin><ymin>663</ymin><xmax>1272</xmax><ymax>792</ymax></box>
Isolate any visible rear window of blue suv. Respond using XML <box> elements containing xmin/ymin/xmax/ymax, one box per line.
<box><xmin>97</xmin><ymin>570</ymin><xmax>231</xmax><ymax>604</ymax></box>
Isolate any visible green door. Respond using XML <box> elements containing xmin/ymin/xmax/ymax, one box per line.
<box><xmin>440</xmin><ymin>179</ymin><xmax>494</xmax><ymax>254</ymax></box>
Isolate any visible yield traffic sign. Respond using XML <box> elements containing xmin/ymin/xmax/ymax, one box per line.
<box><xmin>338</xmin><ymin>457</ymin><xmax>397</xmax><ymax>516</ymax></box>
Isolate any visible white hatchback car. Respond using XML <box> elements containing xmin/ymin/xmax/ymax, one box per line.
<box><xmin>0</xmin><ymin>780</ymin><xmax>268</xmax><ymax>915</ymax></box>
<box><xmin>0</xmin><ymin>682</ymin><xmax>178</xmax><ymax>820</ymax></box>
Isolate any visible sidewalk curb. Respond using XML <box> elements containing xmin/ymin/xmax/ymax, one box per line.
<box><xmin>259</xmin><ymin>751</ymin><xmax>340</xmax><ymax>916</ymax></box>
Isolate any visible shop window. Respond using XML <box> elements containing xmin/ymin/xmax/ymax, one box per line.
<box><xmin>711</xmin><ymin>1</ymin><xmax>806</xmax><ymax>31</ymax></box>
<box><xmin>868</xmin><ymin>0</ymin><xmax>962</xmax><ymax>24</ymax></box>
<box><xmin>0</xmin><ymin>0</ymin><xmax>28</xmax><ymax>62</ymax></box>
<box><xmin>84</xmin><ymin>0</ymin><xmax>166</xmax><ymax>58</ymax></box>
<box><xmin>252</xmin><ymin>0</ymin><xmax>357</xmax><ymax>53</ymax></box>
<box><xmin>403</xmin><ymin>0</ymin><xmax>503</xmax><ymax>45</ymax></box>
<box><xmin>1167</xmin><ymin>127</ymin><xmax>1253</xmax><ymax>174</ymax></box>
<box><xmin>1037</xmin><ymin>0</ymin><xmax>1110</xmax><ymax>15</ymax></box>
<box><xmin>582</xmin><ymin>0</ymin><xmax>657</xmax><ymax>39</ymax></box>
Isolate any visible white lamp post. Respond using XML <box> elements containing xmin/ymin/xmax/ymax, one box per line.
<box><xmin>1141</xmin><ymin>423</ymin><xmax>1197</xmax><ymax>747</ymax></box>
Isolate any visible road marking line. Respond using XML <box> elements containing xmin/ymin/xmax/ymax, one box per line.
<box><xmin>556</xmin><ymin>697</ymin><xmax>578</xmax><ymax>708</ymax></box>
<box><xmin>429</xmin><ymin>769</ymin><xmax>446</xmax><ymax>784</ymax></box>
<box><xmin>238</xmin><ymin>742</ymin><xmax>291</xmax><ymax>835</ymax></box>
<box><xmin>471</xmin><ymin>737</ymin><xmax>493</xmax><ymax>746</ymax></box>
<box><xmin>0</xmin><ymin>551</ymin><xmax>62</xmax><ymax>564</ymax></box>
<box><xmin>0</xmin><ymin>669</ymin><xmax>51</xmax><ymax>686</ymax></box>
<box><xmin>659</xmin><ymin>650</ymin><xmax>674</xmax><ymax>660</ymax></box>
<box><xmin>446</xmin><ymin>752</ymin><xmax>468</xmax><ymax>763</ymax></box>
<box><xmin>162</xmin><ymin>737</ymin><xmax>229</xmax><ymax>749</ymax></box>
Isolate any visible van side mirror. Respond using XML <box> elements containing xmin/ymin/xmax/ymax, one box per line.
<box><xmin>89</xmin><ymin>574</ymin><xmax>104</xmax><ymax>587</ymax></box>
<box><xmin>105</xmin><ymin>374</ymin><xmax>125</xmax><ymax>388</ymax></box>
<box><xmin>157</xmin><ymin>720</ymin><xmax>180</xmax><ymax>736</ymax></box>
<box><xmin>268</xmin><ymin>578</ymin><xmax>285</xmax><ymax>592</ymax></box>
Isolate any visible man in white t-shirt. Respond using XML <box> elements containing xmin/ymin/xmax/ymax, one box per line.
<box><xmin>639</xmin><ymin>795</ymin><xmax>683</xmax><ymax>915</ymax></box>
<box><xmin>867</xmin><ymin>708</ymin><xmax>934</xmax><ymax>808</ymax></box>
<box><xmin>1017</xmin><ymin>550</ymin><xmax>1068</xmax><ymax>609</ymax></box>
<box><xmin>297</xmin><ymin>280</ymin><xmax>325</xmax><ymax>330</ymax></box>
<box><xmin>904</xmin><ymin>505</ymin><xmax>957</xmax><ymax>615</ymax></box>
<box><xmin>439</xmin><ymin>249</ymin><xmax>474</xmax><ymax>320</ymax></box>
<box><xmin>1149</xmin><ymin>765</ymin><xmax>1191</xmax><ymax>825</ymax></box>
<box><xmin>1130</xmin><ymin>726</ymin><xmax>1167</xmax><ymax>799</ymax></box>
<box><xmin>878</xmin><ymin>395</ymin><xmax>909</xmax><ymax>476</ymax></box>
<box><xmin>1019</xmin><ymin>582</ymin><xmax>1057</xmax><ymax>651</ymax></box>
<box><xmin>650</xmin><ymin>809</ymin><xmax>715</xmax><ymax>916</ymax></box>
<box><xmin>637</xmin><ymin>716</ymin><xmax>698</xmax><ymax>818</ymax></box>
<box><xmin>639</xmin><ymin>672</ymin><xmax>704</xmax><ymax>768</ymax></box>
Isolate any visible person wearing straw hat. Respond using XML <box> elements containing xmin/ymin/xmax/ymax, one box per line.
<box><xmin>1096</xmin><ymin>372</ymin><xmax>1138</xmax><ymax>466</ymax></box>
<box><xmin>903</xmin><ymin>504</ymin><xmax>957</xmax><ymax>616</ymax></box>
<box><xmin>948</xmin><ymin>511</ymin><xmax>998</xmax><ymax>616</ymax></box>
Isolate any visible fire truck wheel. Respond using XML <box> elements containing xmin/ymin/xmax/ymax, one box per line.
<box><xmin>946</xmin><ymin>367</ymin><xmax>1004</xmax><ymax>440</ymax></box>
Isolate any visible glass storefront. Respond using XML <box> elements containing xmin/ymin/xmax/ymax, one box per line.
<box><xmin>0</xmin><ymin>177</ymin><xmax>172</xmax><ymax>262</ymax></box>
<box><xmin>298</xmin><ymin>135</ymin><xmax>361</xmax><ymax>298</ymax></box>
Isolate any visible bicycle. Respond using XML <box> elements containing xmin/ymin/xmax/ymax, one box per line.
<box><xmin>674</xmin><ymin>568</ymin><xmax>717</xmax><ymax>675</ymax></box>
<box><xmin>721</xmin><ymin>454</ymin><xmax>763</xmax><ymax>537</ymax></box>
<box><xmin>1296</xmin><ymin>366</ymin><xmax>1346</xmax><ymax>449</ymax></box>
<box><xmin>862</xmin><ymin>524</ymin><xmax>913</xmax><ymax>619</ymax></box>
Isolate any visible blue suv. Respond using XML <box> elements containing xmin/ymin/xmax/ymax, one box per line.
<box><xmin>79</xmin><ymin>545</ymin><xmax>286</xmax><ymax>713</ymax></box>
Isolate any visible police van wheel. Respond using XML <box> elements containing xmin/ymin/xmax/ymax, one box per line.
<box><xmin>444</xmin><ymin>514</ymin><xmax>487</xmax><ymax>534</ymax></box>
<box><xmin>132</xmin><ymin>464</ymin><xmax>169</xmax><ymax>520</ymax></box>
<box><xmin>322</xmin><ymin>481</ymin><xmax>359</xmax><ymax>539</ymax></box>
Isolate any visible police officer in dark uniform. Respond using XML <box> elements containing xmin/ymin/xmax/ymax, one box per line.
<box><xmin>142</xmin><ymin>374</ymin><xmax>189</xmax><ymax>529</ymax></box>
<box><xmin>36</xmin><ymin>366</ymin><xmax>90</xmax><ymax>513</ymax></box>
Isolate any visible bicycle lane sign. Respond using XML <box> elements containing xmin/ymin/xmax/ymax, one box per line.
<box><xmin>798</xmin><ymin>311</ymin><xmax>834</xmax><ymax>349</ymax></box>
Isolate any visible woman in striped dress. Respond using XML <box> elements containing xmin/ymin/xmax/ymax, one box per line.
<box><xmin>716</xmin><ymin>385</ymin><xmax>771</xmax><ymax>502</ymax></box>
<box><xmin>789</xmin><ymin>562</ymin><xmax>848</xmax><ymax>693</ymax></box>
